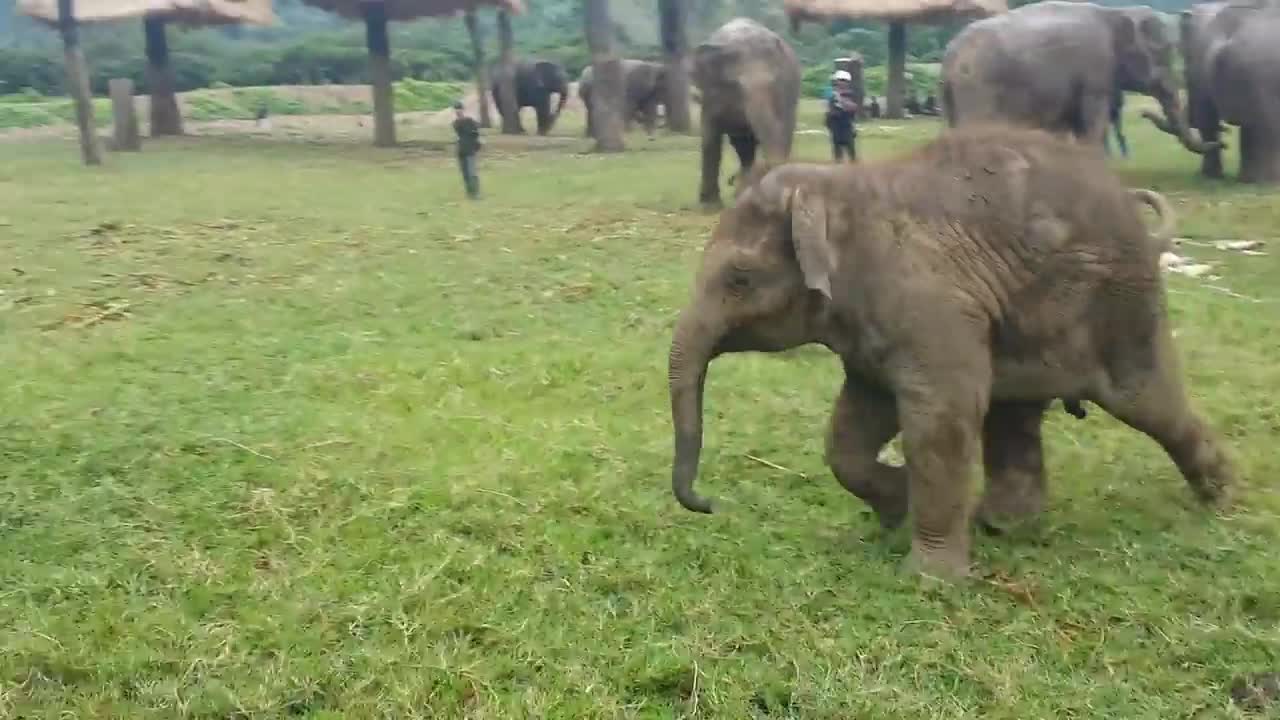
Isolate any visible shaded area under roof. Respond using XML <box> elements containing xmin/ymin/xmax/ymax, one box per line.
<box><xmin>17</xmin><ymin>0</ymin><xmax>276</xmax><ymax>26</ymax></box>
<box><xmin>784</xmin><ymin>0</ymin><xmax>1007</xmax><ymax>25</ymax></box>
<box><xmin>299</xmin><ymin>0</ymin><xmax>524</xmax><ymax>22</ymax></box>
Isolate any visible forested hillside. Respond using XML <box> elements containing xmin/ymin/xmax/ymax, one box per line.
<box><xmin>0</xmin><ymin>0</ymin><xmax>1194</xmax><ymax>96</ymax></box>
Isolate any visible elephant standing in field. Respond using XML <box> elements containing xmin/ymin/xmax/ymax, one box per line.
<box><xmin>491</xmin><ymin>60</ymin><xmax>570</xmax><ymax>136</ymax></box>
<box><xmin>1179</xmin><ymin>1</ymin><xmax>1280</xmax><ymax>183</ymax></box>
<box><xmin>579</xmin><ymin>60</ymin><xmax>668</xmax><ymax>138</ymax></box>
<box><xmin>692</xmin><ymin>18</ymin><xmax>802</xmax><ymax>207</ymax></box>
<box><xmin>941</xmin><ymin>1</ymin><xmax>1217</xmax><ymax>156</ymax></box>
<box><xmin>667</xmin><ymin>126</ymin><xmax>1235</xmax><ymax>579</ymax></box>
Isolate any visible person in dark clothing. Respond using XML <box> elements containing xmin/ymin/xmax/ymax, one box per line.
<box><xmin>825</xmin><ymin>71</ymin><xmax>859</xmax><ymax>163</ymax></box>
<box><xmin>1103</xmin><ymin>86</ymin><xmax>1129</xmax><ymax>159</ymax></box>
<box><xmin>452</xmin><ymin>101</ymin><xmax>482</xmax><ymax>199</ymax></box>
<box><xmin>867</xmin><ymin>96</ymin><xmax>881</xmax><ymax>119</ymax></box>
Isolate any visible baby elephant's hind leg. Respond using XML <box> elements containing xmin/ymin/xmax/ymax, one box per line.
<box><xmin>1098</xmin><ymin>331</ymin><xmax>1236</xmax><ymax>508</ymax></box>
<box><xmin>978</xmin><ymin>400</ymin><xmax>1049</xmax><ymax>533</ymax></box>
<box><xmin>826</xmin><ymin>379</ymin><xmax>908</xmax><ymax>529</ymax></box>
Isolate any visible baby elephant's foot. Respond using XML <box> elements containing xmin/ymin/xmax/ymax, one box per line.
<box><xmin>869</xmin><ymin>492</ymin><xmax>909</xmax><ymax>531</ymax></box>
<box><xmin>904</xmin><ymin>539</ymin><xmax>971</xmax><ymax>581</ymax></box>
<box><xmin>976</xmin><ymin>487</ymin><xmax>1046</xmax><ymax>535</ymax></box>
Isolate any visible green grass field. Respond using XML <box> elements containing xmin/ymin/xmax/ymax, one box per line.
<box><xmin>2</xmin><ymin>107</ymin><xmax>1278</xmax><ymax>718</ymax></box>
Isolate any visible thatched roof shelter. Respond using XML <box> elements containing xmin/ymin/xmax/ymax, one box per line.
<box><xmin>301</xmin><ymin>0</ymin><xmax>523</xmax><ymax>22</ymax></box>
<box><xmin>297</xmin><ymin>0</ymin><xmax>525</xmax><ymax>146</ymax></box>
<box><xmin>783</xmin><ymin>0</ymin><xmax>1004</xmax><ymax>25</ymax></box>
<box><xmin>785</xmin><ymin>0</ymin><xmax>1006</xmax><ymax>118</ymax></box>
<box><xmin>16</xmin><ymin>0</ymin><xmax>274</xmax><ymax>25</ymax></box>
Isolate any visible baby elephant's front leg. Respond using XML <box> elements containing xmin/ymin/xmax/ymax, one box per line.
<box><xmin>826</xmin><ymin>379</ymin><xmax>908</xmax><ymax>529</ymax></box>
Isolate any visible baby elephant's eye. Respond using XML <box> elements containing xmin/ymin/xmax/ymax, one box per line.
<box><xmin>727</xmin><ymin>271</ymin><xmax>751</xmax><ymax>292</ymax></box>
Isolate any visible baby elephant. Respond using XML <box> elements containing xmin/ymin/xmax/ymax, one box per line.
<box><xmin>667</xmin><ymin>125</ymin><xmax>1236</xmax><ymax>579</ymax></box>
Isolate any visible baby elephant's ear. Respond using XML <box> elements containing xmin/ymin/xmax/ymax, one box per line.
<box><xmin>789</xmin><ymin>187</ymin><xmax>834</xmax><ymax>300</ymax></box>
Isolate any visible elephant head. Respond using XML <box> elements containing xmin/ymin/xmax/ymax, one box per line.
<box><xmin>1109</xmin><ymin>7</ymin><xmax>1220</xmax><ymax>154</ymax></box>
<box><xmin>669</xmin><ymin>165</ymin><xmax>835</xmax><ymax>512</ymax></box>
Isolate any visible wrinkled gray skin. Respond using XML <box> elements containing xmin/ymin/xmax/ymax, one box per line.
<box><xmin>1177</xmin><ymin>1</ymin><xmax>1280</xmax><ymax>183</ymax></box>
<box><xmin>692</xmin><ymin>18</ymin><xmax>801</xmax><ymax>207</ymax></box>
<box><xmin>667</xmin><ymin>126</ymin><xmax>1236</xmax><ymax>579</ymax></box>
<box><xmin>491</xmin><ymin>60</ymin><xmax>570</xmax><ymax>136</ymax></box>
<box><xmin>580</xmin><ymin>60</ymin><xmax>668</xmax><ymax>138</ymax></box>
<box><xmin>941</xmin><ymin>2</ymin><xmax>1217</xmax><ymax>155</ymax></box>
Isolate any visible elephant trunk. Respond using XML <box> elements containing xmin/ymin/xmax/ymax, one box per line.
<box><xmin>554</xmin><ymin>78</ymin><xmax>569</xmax><ymax>119</ymax></box>
<box><xmin>669</xmin><ymin>309</ymin><xmax>716</xmax><ymax>514</ymax></box>
<box><xmin>1142</xmin><ymin>84</ymin><xmax>1219</xmax><ymax>154</ymax></box>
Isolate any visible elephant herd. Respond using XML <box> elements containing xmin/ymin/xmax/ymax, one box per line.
<box><xmin>659</xmin><ymin>6</ymin><xmax>1271</xmax><ymax>579</ymax></box>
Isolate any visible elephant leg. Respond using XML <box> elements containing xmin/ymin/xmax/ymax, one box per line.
<box><xmin>1199</xmin><ymin>116</ymin><xmax>1225</xmax><ymax>180</ymax></box>
<box><xmin>535</xmin><ymin>99</ymin><xmax>551</xmax><ymax>136</ymax></box>
<box><xmin>699</xmin><ymin>116</ymin><xmax>724</xmax><ymax>207</ymax></box>
<box><xmin>978</xmin><ymin>400</ymin><xmax>1049</xmax><ymax>534</ymax></box>
<box><xmin>1238</xmin><ymin>124</ymin><xmax>1280</xmax><ymax>184</ymax></box>
<box><xmin>896</xmin><ymin>349</ymin><xmax>990</xmax><ymax>579</ymax></box>
<box><xmin>728</xmin><ymin>133</ymin><xmax>758</xmax><ymax>175</ymax></box>
<box><xmin>1076</xmin><ymin>90</ymin><xmax>1111</xmax><ymax>149</ymax></box>
<box><xmin>1093</xmin><ymin>331</ymin><xmax>1236</xmax><ymax>508</ymax></box>
<box><xmin>826</xmin><ymin>378</ymin><xmax>908</xmax><ymax>530</ymax></box>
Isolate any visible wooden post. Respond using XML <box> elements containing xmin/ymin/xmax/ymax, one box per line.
<box><xmin>885</xmin><ymin>22</ymin><xmax>907</xmax><ymax>119</ymax></box>
<box><xmin>109</xmin><ymin>78</ymin><xmax>141</xmax><ymax>151</ymax></box>
<box><xmin>464</xmin><ymin>9</ymin><xmax>493</xmax><ymax>128</ymax></box>
<box><xmin>585</xmin><ymin>0</ymin><xmax>625</xmax><ymax>152</ymax></box>
<box><xmin>57</xmin><ymin>0</ymin><xmax>102</xmax><ymax>165</ymax></box>
<box><xmin>496</xmin><ymin>10</ymin><xmax>521</xmax><ymax>134</ymax></box>
<box><xmin>363</xmin><ymin>2</ymin><xmax>396</xmax><ymax>147</ymax></box>
<box><xmin>658</xmin><ymin>0</ymin><xmax>691</xmax><ymax>133</ymax></box>
<box><xmin>144</xmin><ymin>17</ymin><xmax>183</xmax><ymax>136</ymax></box>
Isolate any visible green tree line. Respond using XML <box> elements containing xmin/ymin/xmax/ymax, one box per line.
<box><xmin>0</xmin><ymin>0</ymin><xmax>1192</xmax><ymax>97</ymax></box>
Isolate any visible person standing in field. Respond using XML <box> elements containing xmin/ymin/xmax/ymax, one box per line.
<box><xmin>452</xmin><ymin>101</ymin><xmax>482</xmax><ymax>200</ymax></box>
<box><xmin>825</xmin><ymin>70</ymin><xmax>859</xmax><ymax>162</ymax></box>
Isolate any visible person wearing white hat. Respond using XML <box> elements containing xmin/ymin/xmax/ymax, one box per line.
<box><xmin>825</xmin><ymin>70</ymin><xmax>860</xmax><ymax>162</ymax></box>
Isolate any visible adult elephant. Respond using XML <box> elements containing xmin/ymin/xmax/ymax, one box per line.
<box><xmin>692</xmin><ymin>18</ymin><xmax>801</xmax><ymax>207</ymax></box>
<box><xmin>1178</xmin><ymin>1</ymin><xmax>1280</xmax><ymax>183</ymax></box>
<box><xmin>491</xmin><ymin>60</ymin><xmax>569</xmax><ymax>136</ymax></box>
<box><xmin>579</xmin><ymin>59</ymin><xmax>668</xmax><ymax>138</ymax></box>
<box><xmin>941</xmin><ymin>1</ymin><xmax>1217</xmax><ymax>156</ymax></box>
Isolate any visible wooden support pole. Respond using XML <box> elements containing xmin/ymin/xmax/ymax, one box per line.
<box><xmin>144</xmin><ymin>17</ymin><xmax>183</xmax><ymax>136</ymax></box>
<box><xmin>496</xmin><ymin>10</ymin><xmax>521</xmax><ymax>134</ymax></box>
<box><xmin>886</xmin><ymin>21</ymin><xmax>907</xmax><ymax>119</ymax></box>
<box><xmin>585</xmin><ymin>0</ymin><xmax>624</xmax><ymax>152</ymax></box>
<box><xmin>57</xmin><ymin>0</ymin><xmax>102</xmax><ymax>166</ymax></box>
<box><xmin>464</xmin><ymin>10</ymin><xmax>493</xmax><ymax>128</ymax></box>
<box><xmin>364</xmin><ymin>2</ymin><xmax>396</xmax><ymax>147</ymax></box>
<box><xmin>658</xmin><ymin>0</ymin><xmax>691</xmax><ymax>133</ymax></box>
<box><xmin>109</xmin><ymin>78</ymin><xmax>141</xmax><ymax>151</ymax></box>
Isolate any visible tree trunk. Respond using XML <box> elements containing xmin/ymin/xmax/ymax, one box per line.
<box><xmin>585</xmin><ymin>0</ymin><xmax>625</xmax><ymax>152</ymax></box>
<box><xmin>144</xmin><ymin>18</ymin><xmax>182</xmax><ymax>136</ymax></box>
<box><xmin>109</xmin><ymin>78</ymin><xmax>141</xmax><ymax>151</ymax></box>
<box><xmin>496</xmin><ymin>10</ymin><xmax>521</xmax><ymax>134</ymax></box>
<box><xmin>58</xmin><ymin>0</ymin><xmax>101</xmax><ymax>166</ymax></box>
<box><xmin>886</xmin><ymin>22</ymin><xmax>907</xmax><ymax>120</ymax></box>
<box><xmin>464</xmin><ymin>10</ymin><xmax>493</xmax><ymax>129</ymax></box>
<box><xmin>658</xmin><ymin>0</ymin><xmax>692</xmax><ymax>133</ymax></box>
<box><xmin>363</xmin><ymin>2</ymin><xmax>396</xmax><ymax>147</ymax></box>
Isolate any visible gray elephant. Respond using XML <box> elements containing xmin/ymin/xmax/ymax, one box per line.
<box><xmin>667</xmin><ymin>126</ymin><xmax>1235</xmax><ymax>579</ymax></box>
<box><xmin>490</xmin><ymin>60</ymin><xmax>569</xmax><ymax>136</ymax></box>
<box><xmin>941</xmin><ymin>1</ymin><xmax>1216</xmax><ymax>156</ymax></box>
<box><xmin>692</xmin><ymin>18</ymin><xmax>801</xmax><ymax>207</ymax></box>
<box><xmin>1177</xmin><ymin>1</ymin><xmax>1280</xmax><ymax>183</ymax></box>
<box><xmin>579</xmin><ymin>60</ymin><xmax>668</xmax><ymax>138</ymax></box>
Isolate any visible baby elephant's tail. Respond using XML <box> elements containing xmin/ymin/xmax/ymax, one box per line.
<box><xmin>1130</xmin><ymin>188</ymin><xmax>1176</xmax><ymax>253</ymax></box>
